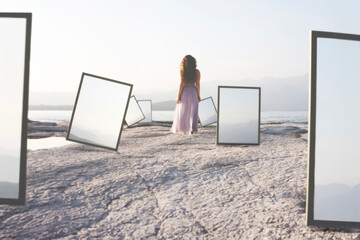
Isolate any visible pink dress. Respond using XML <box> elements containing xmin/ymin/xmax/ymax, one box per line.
<box><xmin>171</xmin><ymin>83</ymin><xmax>199</xmax><ymax>133</ymax></box>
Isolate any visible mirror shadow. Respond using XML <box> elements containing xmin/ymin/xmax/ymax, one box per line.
<box><xmin>0</xmin><ymin>13</ymin><xmax>31</xmax><ymax>205</ymax></box>
<box><xmin>308</xmin><ymin>31</ymin><xmax>360</xmax><ymax>228</ymax></box>
<box><xmin>125</xmin><ymin>96</ymin><xmax>145</xmax><ymax>126</ymax></box>
<box><xmin>217</xmin><ymin>86</ymin><xmax>260</xmax><ymax>145</ymax></box>
<box><xmin>198</xmin><ymin>97</ymin><xmax>217</xmax><ymax>127</ymax></box>
<box><xmin>138</xmin><ymin>100</ymin><xmax>152</xmax><ymax>123</ymax></box>
<box><xmin>67</xmin><ymin>73</ymin><xmax>132</xmax><ymax>151</ymax></box>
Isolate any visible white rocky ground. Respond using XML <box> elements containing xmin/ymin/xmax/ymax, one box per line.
<box><xmin>1</xmin><ymin>124</ymin><xmax>360</xmax><ymax>239</ymax></box>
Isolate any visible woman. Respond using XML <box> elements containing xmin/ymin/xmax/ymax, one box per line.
<box><xmin>171</xmin><ymin>55</ymin><xmax>201</xmax><ymax>134</ymax></box>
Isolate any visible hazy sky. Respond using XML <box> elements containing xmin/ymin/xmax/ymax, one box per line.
<box><xmin>70</xmin><ymin>75</ymin><xmax>131</xmax><ymax>148</ymax></box>
<box><xmin>315</xmin><ymin>38</ymin><xmax>360</xmax><ymax>187</ymax></box>
<box><xmin>2</xmin><ymin>1</ymin><xmax>360</xmax><ymax>95</ymax></box>
<box><xmin>0</xmin><ymin>17</ymin><xmax>26</xmax><ymax>183</ymax></box>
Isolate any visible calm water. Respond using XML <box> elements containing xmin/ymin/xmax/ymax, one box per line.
<box><xmin>28</xmin><ymin>110</ymin><xmax>308</xmax><ymax>150</ymax></box>
<box><xmin>28</xmin><ymin>110</ymin><xmax>308</xmax><ymax>123</ymax></box>
<box><xmin>28</xmin><ymin>137</ymin><xmax>74</xmax><ymax>150</ymax></box>
<box><xmin>29</xmin><ymin>110</ymin><xmax>72</xmax><ymax>123</ymax></box>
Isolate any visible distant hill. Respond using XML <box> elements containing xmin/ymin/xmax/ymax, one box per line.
<box><xmin>152</xmin><ymin>101</ymin><xmax>176</xmax><ymax>111</ymax></box>
<box><xmin>134</xmin><ymin>74</ymin><xmax>309</xmax><ymax>111</ymax></box>
<box><xmin>29</xmin><ymin>74</ymin><xmax>309</xmax><ymax>111</ymax></box>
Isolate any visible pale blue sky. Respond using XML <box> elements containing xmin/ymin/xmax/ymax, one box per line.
<box><xmin>2</xmin><ymin>0</ymin><xmax>360</xmax><ymax>94</ymax></box>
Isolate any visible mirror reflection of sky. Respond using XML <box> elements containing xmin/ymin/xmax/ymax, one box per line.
<box><xmin>138</xmin><ymin>100</ymin><xmax>152</xmax><ymax>123</ymax></box>
<box><xmin>218</xmin><ymin>88</ymin><xmax>259</xmax><ymax>144</ymax></box>
<box><xmin>199</xmin><ymin>98</ymin><xmax>217</xmax><ymax>126</ymax></box>
<box><xmin>314</xmin><ymin>37</ymin><xmax>360</xmax><ymax>222</ymax></box>
<box><xmin>125</xmin><ymin>97</ymin><xmax>145</xmax><ymax>126</ymax></box>
<box><xmin>315</xmin><ymin>38</ymin><xmax>360</xmax><ymax>187</ymax></box>
<box><xmin>0</xmin><ymin>18</ymin><xmax>26</xmax><ymax>184</ymax></box>
<box><xmin>69</xmin><ymin>75</ymin><xmax>131</xmax><ymax>148</ymax></box>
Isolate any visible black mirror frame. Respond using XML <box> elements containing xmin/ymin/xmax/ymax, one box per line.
<box><xmin>199</xmin><ymin>96</ymin><xmax>217</xmax><ymax>127</ymax></box>
<box><xmin>0</xmin><ymin>12</ymin><xmax>32</xmax><ymax>205</ymax></box>
<box><xmin>125</xmin><ymin>95</ymin><xmax>145</xmax><ymax>127</ymax></box>
<box><xmin>307</xmin><ymin>30</ymin><xmax>360</xmax><ymax>229</ymax></box>
<box><xmin>138</xmin><ymin>99</ymin><xmax>152</xmax><ymax>123</ymax></box>
<box><xmin>66</xmin><ymin>72</ymin><xmax>133</xmax><ymax>151</ymax></box>
<box><xmin>216</xmin><ymin>86</ymin><xmax>261</xmax><ymax>145</ymax></box>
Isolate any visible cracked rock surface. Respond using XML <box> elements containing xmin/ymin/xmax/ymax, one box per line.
<box><xmin>1</xmin><ymin>125</ymin><xmax>359</xmax><ymax>239</ymax></box>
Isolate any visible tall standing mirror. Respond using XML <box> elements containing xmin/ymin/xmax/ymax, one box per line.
<box><xmin>307</xmin><ymin>31</ymin><xmax>360</xmax><ymax>228</ymax></box>
<box><xmin>67</xmin><ymin>73</ymin><xmax>132</xmax><ymax>151</ymax></box>
<box><xmin>0</xmin><ymin>13</ymin><xmax>31</xmax><ymax>205</ymax></box>
<box><xmin>217</xmin><ymin>86</ymin><xmax>261</xmax><ymax>145</ymax></box>
<box><xmin>198</xmin><ymin>97</ymin><xmax>217</xmax><ymax>127</ymax></box>
<box><xmin>138</xmin><ymin>100</ymin><xmax>152</xmax><ymax>123</ymax></box>
<box><xmin>125</xmin><ymin>96</ymin><xmax>145</xmax><ymax>126</ymax></box>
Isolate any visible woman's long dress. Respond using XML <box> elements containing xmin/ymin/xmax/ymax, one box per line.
<box><xmin>171</xmin><ymin>83</ymin><xmax>199</xmax><ymax>133</ymax></box>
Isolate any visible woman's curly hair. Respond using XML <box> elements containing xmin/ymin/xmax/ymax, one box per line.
<box><xmin>180</xmin><ymin>55</ymin><xmax>197</xmax><ymax>83</ymax></box>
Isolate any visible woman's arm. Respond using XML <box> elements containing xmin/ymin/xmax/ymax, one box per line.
<box><xmin>196</xmin><ymin>69</ymin><xmax>201</xmax><ymax>101</ymax></box>
<box><xmin>177</xmin><ymin>78</ymin><xmax>185</xmax><ymax>104</ymax></box>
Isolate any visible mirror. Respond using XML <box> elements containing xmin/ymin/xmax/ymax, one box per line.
<box><xmin>0</xmin><ymin>13</ymin><xmax>31</xmax><ymax>205</ymax></box>
<box><xmin>125</xmin><ymin>96</ymin><xmax>145</xmax><ymax>126</ymax></box>
<box><xmin>217</xmin><ymin>86</ymin><xmax>260</xmax><ymax>145</ymax></box>
<box><xmin>67</xmin><ymin>73</ymin><xmax>132</xmax><ymax>151</ymax></box>
<box><xmin>138</xmin><ymin>100</ymin><xmax>152</xmax><ymax>123</ymax></box>
<box><xmin>307</xmin><ymin>31</ymin><xmax>360</xmax><ymax>228</ymax></box>
<box><xmin>198</xmin><ymin>97</ymin><xmax>217</xmax><ymax>127</ymax></box>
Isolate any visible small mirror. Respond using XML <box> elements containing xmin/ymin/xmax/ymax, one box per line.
<box><xmin>138</xmin><ymin>100</ymin><xmax>152</xmax><ymax>123</ymax></box>
<box><xmin>217</xmin><ymin>86</ymin><xmax>261</xmax><ymax>145</ymax></box>
<box><xmin>125</xmin><ymin>96</ymin><xmax>145</xmax><ymax>126</ymax></box>
<box><xmin>198</xmin><ymin>97</ymin><xmax>217</xmax><ymax>127</ymax></box>
<box><xmin>307</xmin><ymin>31</ymin><xmax>360</xmax><ymax>228</ymax></box>
<box><xmin>67</xmin><ymin>73</ymin><xmax>132</xmax><ymax>150</ymax></box>
<box><xmin>0</xmin><ymin>13</ymin><xmax>31</xmax><ymax>205</ymax></box>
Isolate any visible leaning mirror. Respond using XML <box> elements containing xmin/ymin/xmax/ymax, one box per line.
<box><xmin>198</xmin><ymin>97</ymin><xmax>217</xmax><ymax>127</ymax></box>
<box><xmin>217</xmin><ymin>86</ymin><xmax>261</xmax><ymax>145</ymax></box>
<box><xmin>138</xmin><ymin>100</ymin><xmax>152</xmax><ymax>123</ymax></box>
<box><xmin>125</xmin><ymin>96</ymin><xmax>145</xmax><ymax>126</ymax></box>
<box><xmin>67</xmin><ymin>73</ymin><xmax>132</xmax><ymax>151</ymax></box>
<box><xmin>307</xmin><ymin>31</ymin><xmax>360</xmax><ymax>228</ymax></box>
<box><xmin>0</xmin><ymin>13</ymin><xmax>31</xmax><ymax>205</ymax></box>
